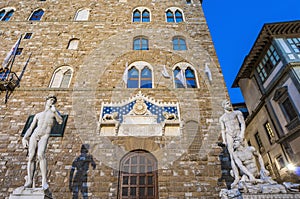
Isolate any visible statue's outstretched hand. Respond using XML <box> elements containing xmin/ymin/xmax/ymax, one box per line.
<box><xmin>22</xmin><ymin>138</ymin><xmax>29</xmax><ymax>149</ymax></box>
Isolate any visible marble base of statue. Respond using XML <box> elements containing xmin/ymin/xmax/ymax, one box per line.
<box><xmin>220</xmin><ymin>181</ymin><xmax>300</xmax><ymax>199</ymax></box>
<box><xmin>9</xmin><ymin>186</ymin><xmax>52</xmax><ymax>199</ymax></box>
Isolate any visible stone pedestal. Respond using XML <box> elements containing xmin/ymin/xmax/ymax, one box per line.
<box><xmin>9</xmin><ymin>187</ymin><xmax>52</xmax><ymax>199</ymax></box>
<box><xmin>220</xmin><ymin>188</ymin><xmax>300</xmax><ymax>199</ymax></box>
<box><xmin>242</xmin><ymin>193</ymin><xmax>300</xmax><ymax>198</ymax></box>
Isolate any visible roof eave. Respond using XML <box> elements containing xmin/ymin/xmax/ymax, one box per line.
<box><xmin>232</xmin><ymin>20</ymin><xmax>300</xmax><ymax>88</ymax></box>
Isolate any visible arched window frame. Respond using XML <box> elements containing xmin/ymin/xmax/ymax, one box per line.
<box><xmin>74</xmin><ymin>8</ymin><xmax>90</xmax><ymax>21</ymax></box>
<box><xmin>172</xmin><ymin>63</ymin><xmax>198</xmax><ymax>88</ymax></box>
<box><xmin>0</xmin><ymin>7</ymin><xmax>15</xmax><ymax>21</ymax></box>
<box><xmin>165</xmin><ymin>7</ymin><xmax>185</xmax><ymax>23</ymax></box>
<box><xmin>133</xmin><ymin>36</ymin><xmax>149</xmax><ymax>50</ymax></box>
<box><xmin>67</xmin><ymin>38</ymin><xmax>80</xmax><ymax>50</ymax></box>
<box><xmin>175</xmin><ymin>10</ymin><xmax>183</xmax><ymax>23</ymax></box>
<box><xmin>119</xmin><ymin>150</ymin><xmax>158</xmax><ymax>198</ymax></box>
<box><xmin>49</xmin><ymin>66</ymin><xmax>73</xmax><ymax>88</ymax></box>
<box><xmin>166</xmin><ymin>10</ymin><xmax>174</xmax><ymax>23</ymax></box>
<box><xmin>132</xmin><ymin>10</ymin><xmax>141</xmax><ymax>22</ymax></box>
<box><xmin>172</xmin><ymin>36</ymin><xmax>187</xmax><ymax>51</ymax></box>
<box><xmin>28</xmin><ymin>8</ymin><xmax>44</xmax><ymax>21</ymax></box>
<box><xmin>185</xmin><ymin>67</ymin><xmax>197</xmax><ymax>88</ymax></box>
<box><xmin>126</xmin><ymin>61</ymin><xmax>153</xmax><ymax>88</ymax></box>
<box><xmin>142</xmin><ymin>10</ymin><xmax>150</xmax><ymax>22</ymax></box>
<box><xmin>132</xmin><ymin>7</ymin><xmax>151</xmax><ymax>22</ymax></box>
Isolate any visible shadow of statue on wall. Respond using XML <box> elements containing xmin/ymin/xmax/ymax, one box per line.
<box><xmin>69</xmin><ymin>144</ymin><xmax>96</xmax><ymax>199</ymax></box>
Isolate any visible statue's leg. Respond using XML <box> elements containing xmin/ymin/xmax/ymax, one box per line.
<box><xmin>230</xmin><ymin>154</ymin><xmax>240</xmax><ymax>188</ymax></box>
<box><xmin>226</xmin><ymin>136</ymin><xmax>240</xmax><ymax>188</ymax></box>
<box><xmin>24</xmin><ymin>137</ymin><xmax>37</xmax><ymax>188</ymax></box>
<box><xmin>72</xmin><ymin>184</ymin><xmax>79</xmax><ymax>199</ymax></box>
<box><xmin>82</xmin><ymin>177</ymin><xmax>88</xmax><ymax>199</ymax></box>
<box><xmin>37</xmin><ymin>136</ymin><xmax>49</xmax><ymax>190</ymax></box>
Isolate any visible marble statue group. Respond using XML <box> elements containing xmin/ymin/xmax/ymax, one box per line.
<box><xmin>219</xmin><ymin>100</ymin><xmax>299</xmax><ymax>198</ymax></box>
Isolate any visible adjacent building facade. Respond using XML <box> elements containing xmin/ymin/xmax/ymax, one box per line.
<box><xmin>233</xmin><ymin>21</ymin><xmax>300</xmax><ymax>182</ymax></box>
<box><xmin>0</xmin><ymin>0</ymin><xmax>229</xmax><ymax>198</ymax></box>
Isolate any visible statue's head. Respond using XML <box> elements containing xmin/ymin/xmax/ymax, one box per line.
<box><xmin>81</xmin><ymin>144</ymin><xmax>90</xmax><ymax>153</ymax></box>
<box><xmin>221</xmin><ymin>99</ymin><xmax>232</xmax><ymax>111</ymax></box>
<box><xmin>233</xmin><ymin>137</ymin><xmax>243</xmax><ymax>149</ymax></box>
<box><xmin>46</xmin><ymin>95</ymin><xmax>57</xmax><ymax>104</ymax></box>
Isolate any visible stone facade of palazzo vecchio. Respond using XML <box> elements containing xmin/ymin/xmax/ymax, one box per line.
<box><xmin>0</xmin><ymin>0</ymin><xmax>230</xmax><ymax>198</ymax></box>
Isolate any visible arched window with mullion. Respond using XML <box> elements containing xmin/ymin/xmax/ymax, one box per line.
<box><xmin>133</xmin><ymin>37</ymin><xmax>149</xmax><ymax>50</ymax></box>
<box><xmin>127</xmin><ymin>67</ymin><xmax>139</xmax><ymax>88</ymax></box>
<box><xmin>173</xmin><ymin>37</ymin><xmax>187</xmax><ymax>51</ymax></box>
<box><xmin>173</xmin><ymin>64</ymin><xmax>198</xmax><ymax>88</ymax></box>
<box><xmin>185</xmin><ymin>67</ymin><xmax>196</xmax><ymax>88</ymax></box>
<box><xmin>142</xmin><ymin>10</ymin><xmax>150</xmax><ymax>22</ymax></box>
<box><xmin>29</xmin><ymin>9</ymin><xmax>44</xmax><ymax>21</ymax></box>
<box><xmin>141</xmin><ymin>67</ymin><xmax>152</xmax><ymax>88</ymax></box>
<box><xmin>166</xmin><ymin>10</ymin><xmax>174</xmax><ymax>22</ymax></box>
<box><xmin>133</xmin><ymin>10</ymin><xmax>141</xmax><ymax>22</ymax></box>
<box><xmin>49</xmin><ymin>66</ymin><xmax>73</xmax><ymax>88</ymax></box>
<box><xmin>126</xmin><ymin>63</ymin><xmax>153</xmax><ymax>89</ymax></box>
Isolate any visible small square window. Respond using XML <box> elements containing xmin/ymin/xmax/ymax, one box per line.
<box><xmin>24</xmin><ymin>33</ymin><xmax>32</xmax><ymax>39</ymax></box>
<box><xmin>16</xmin><ymin>48</ymin><xmax>23</xmax><ymax>55</ymax></box>
<box><xmin>186</xmin><ymin>0</ymin><xmax>192</xmax><ymax>4</ymax></box>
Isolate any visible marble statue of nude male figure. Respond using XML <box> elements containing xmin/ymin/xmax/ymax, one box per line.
<box><xmin>22</xmin><ymin>95</ymin><xmax>63</xmax><ymax>190</ymax></box>
<box><xmin>232</xmin><ymin>138</ymin><xmax>276</xmax><ymax>185</ymax></box>
<box><xmin>219</xmin><ymin>99</ymin><xmax>246</xmax><ymax>188</ymax></box>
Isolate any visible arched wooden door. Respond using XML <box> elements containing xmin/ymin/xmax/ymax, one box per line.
<box><xmin>119</xmin><ymin>150</ymin><xmax>158</xmax><ymax>199</ymax></box>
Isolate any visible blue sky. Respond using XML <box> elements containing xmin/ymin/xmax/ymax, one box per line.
<box><xmin>202</xmin><ymin>0</ymin><xmax>300</xmax><ymax>103</ymax></box>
